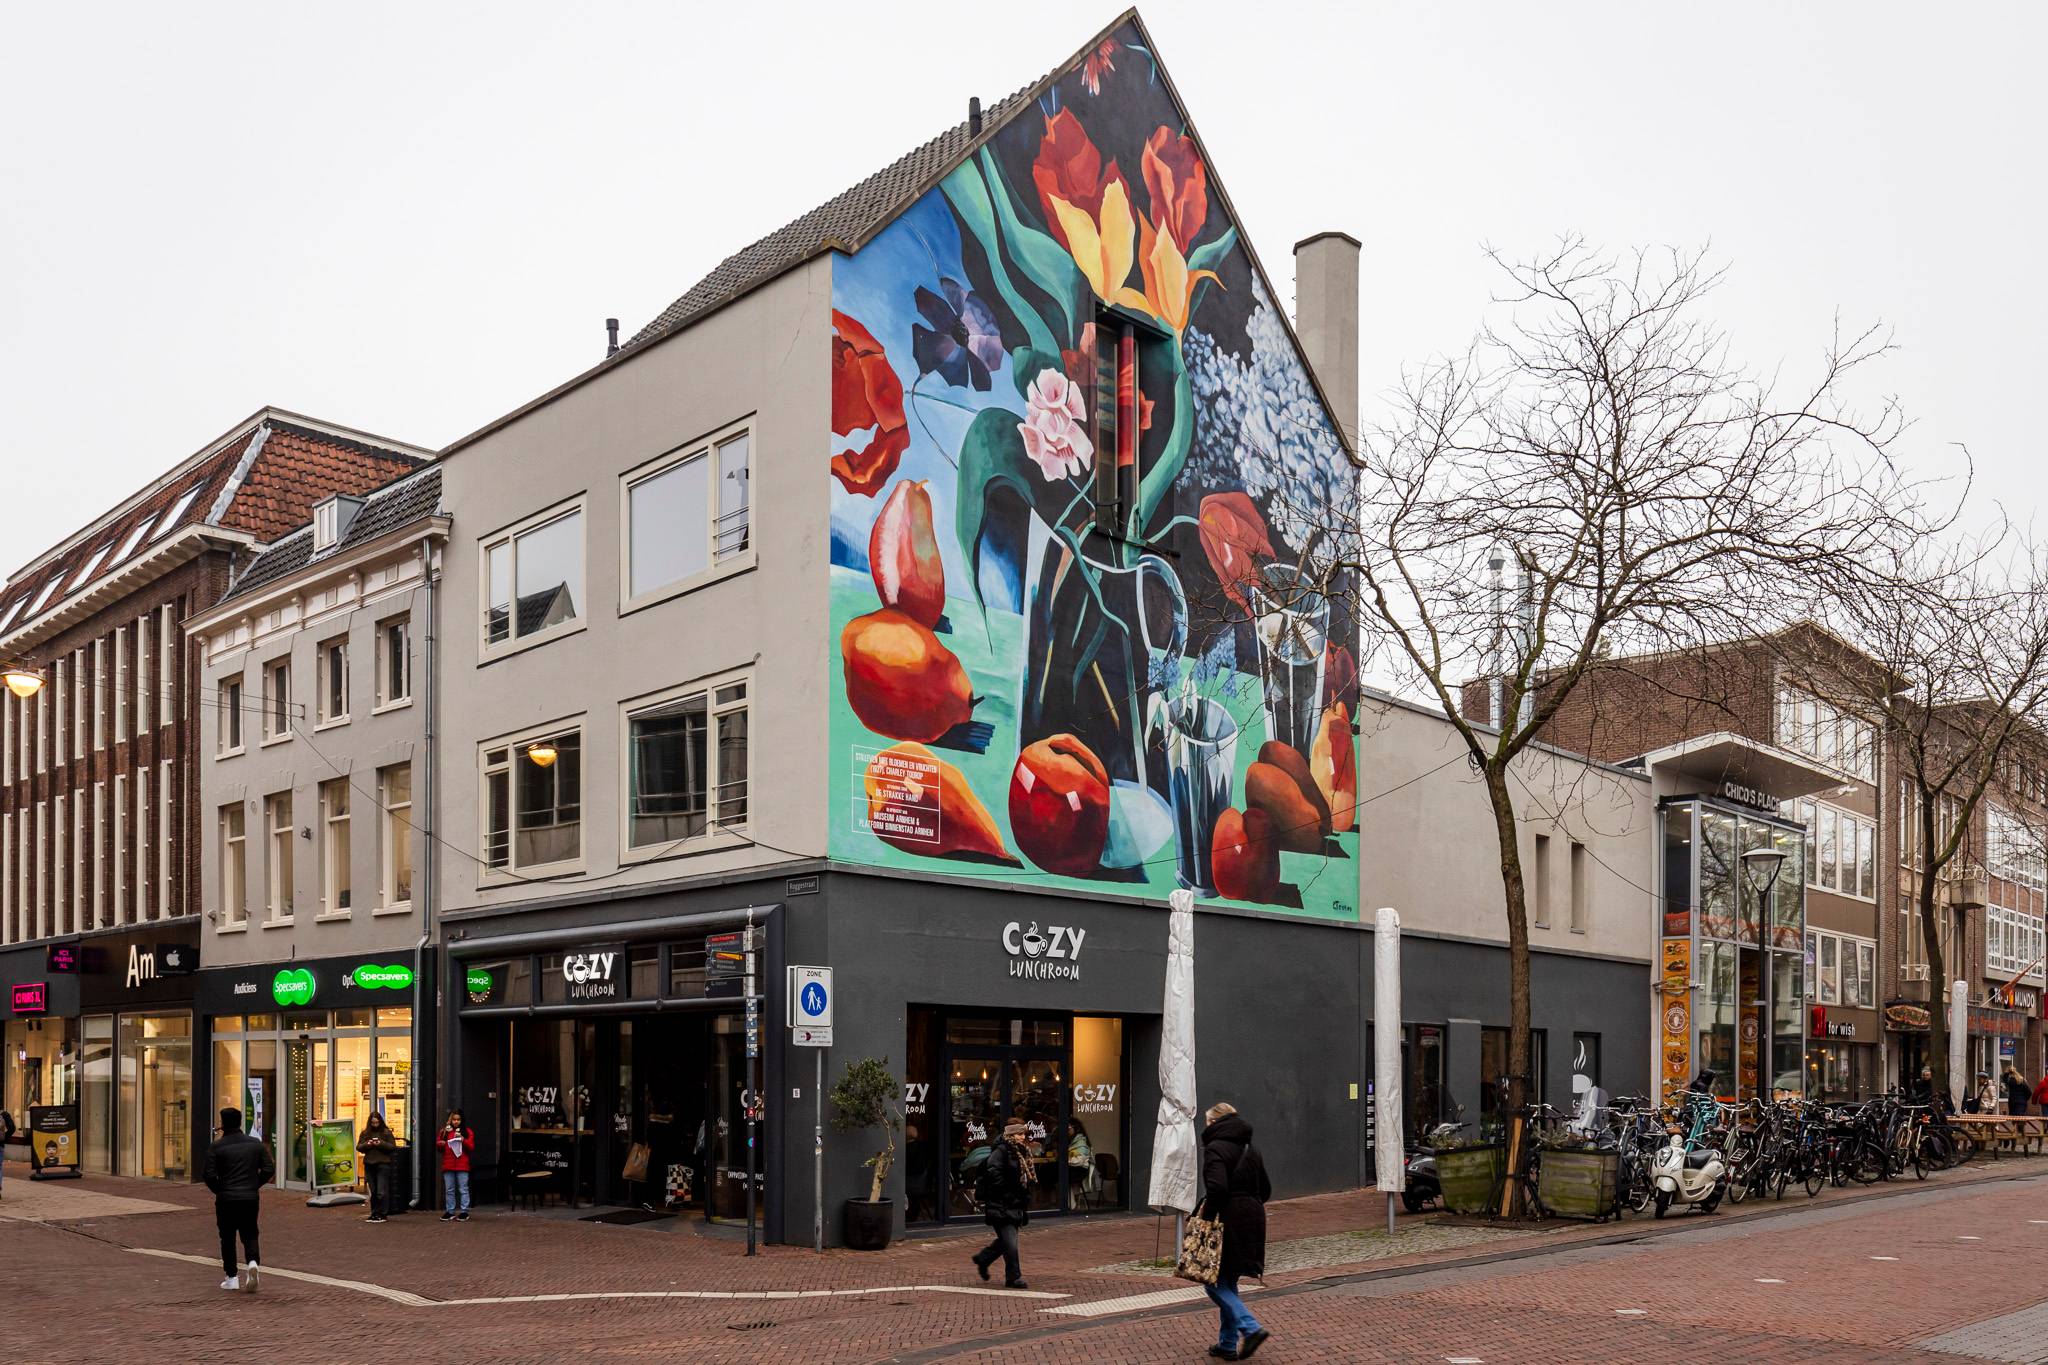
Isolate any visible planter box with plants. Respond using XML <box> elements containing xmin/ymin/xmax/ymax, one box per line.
<box><xmin>1432</xmin><ymin>1144</ymin><xmax>1504</xmax><ymax>1214</ymax></box>
<box><xmin>831</xmin><ymin>1056</ymin><xmax>902</xmax><ymax>1251</ymax></box>
<box><xmin>1535</xmin><ymin>1145</ymin><xmax>1618</xmax><ymax>1221</ymax></box>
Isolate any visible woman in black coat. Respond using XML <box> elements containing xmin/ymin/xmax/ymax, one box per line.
<box><xmin>969</xmin><ymin>1117</ymin><xmax>1035</xmax><ymax>1289</ymax></box>
<box><xmin>1200</xmin><ymin>1102</ymin><xmax>1273</xmax><ymax>1360</ymax></box>
<box><xmin>2004</xmin><ymin>1067</ymin><xmax>2033</xmax><ymax>1117</ymax></box>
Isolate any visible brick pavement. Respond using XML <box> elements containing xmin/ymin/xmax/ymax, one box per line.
<box><xmin>2</xmin><ymin>1155</ymin><xmax>2045</xmax><ymax>1363</ymax></box>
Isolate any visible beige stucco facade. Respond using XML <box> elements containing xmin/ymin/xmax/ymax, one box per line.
<box><xmin>433</xmin><ymin>256</ymin><xmax>834</xmax><ymax>917</ymax></box>
<box><xmin>1357</xmin><ymin>692</ymin><xmax>1655</xmax><ymax>966</ymax></box>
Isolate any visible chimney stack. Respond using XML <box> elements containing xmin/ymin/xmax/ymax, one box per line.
<box><xmin>1292</xmin><ymin>232</ymin><xmax>1361</xmax><ymax>446</ymax></box>
<box><xmin>605</xmin><ymin>317</ymin><xmax>621</xmax><ymax>358</ymax></box>
<box><xmin>968</xmin><ymin>96</ymin><xmax>983</xmax><ymax>136</ymax></box>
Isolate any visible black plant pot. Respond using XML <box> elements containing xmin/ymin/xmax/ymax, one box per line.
<box><xmin>843</xmin><ymin>1198</ymin><xmax>895</xmax><ymax>1251</ymax></box>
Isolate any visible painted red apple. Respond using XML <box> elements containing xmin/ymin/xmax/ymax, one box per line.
<box><xmin>1212</xmin><ymin>806</ymin><xmax>1280</xmax><ymax>902</ymax></box>
<box><xmin>1008</xmin><ymin>734</ymin><xmax>1111</xmax><ymax>876</ymax></box>
<box><xmin>869</xmin><ymin>479</ymin><xmax>946</xmax><ymax>627</ymax></box>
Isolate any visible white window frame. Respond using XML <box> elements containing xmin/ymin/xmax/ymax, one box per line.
<box><xmin>265</xmin><ymin>790</ymin><xmax>295</xmax><ymax>924</ymax></box>
<box><xmin>1786</xmin><ymin>798</ymin><xmax>1876</xmax><ymax>902</ymax></box>
<box><xmin>53</xmin><ymin>793</ymin><xmax>66</xmax><ymax>935</ymax></box>
<box><xmin>136</xmin><ymin>613</ymin><xmax>152</xmax><ymax>735</ymax></box>
<box><xmin>92</xmin><ymin>638</ymin><xmax>106</xmax><ymax>751</ymax></box>
<box><xmin>319</xmin><ymin>777</ymin><xmax>352</xmax><ymax>918</ymax></box>
<box><xmin>112</xmin><ymin>628</ymin><xmax>127</xmax><ymax>744</ymax></box>
<box><xmin>92</xmin><ymin>781</ymin><xmax>105</xmax><ymax>927</ymax></box>
<box><xmin>220</xmin><ymin>802</ymin><xmax>247</xmax><ymax>928</ymax></box>
<box><xmin>262</xmin><ymin>657</ymin><xmax>293</xmax><ymax>743</ymax></box>
<box><xmin>113</xmin><ymin>773</ymin><xmax>126</xmax><ymax>922</ymax></box>
<box><xmin>316</xmin><ymin>635</ymin><xmax>350</xmax><ymax>727</ymax></box>
<box><xmin>479</xmin><ymin>497</ymin><xmax>588</xmax><ymax>660</ymax></box>
<box><xmin>158</xmin><ymin>604</ymin><xmax>176</xmax><ymax>721</ymax></box>
<box><xmin>218</xmin><ymin>676</ymin><xmax>245</xmax><ymax>755</ymax></box>
<box><xmin>374</xmin><ymin>614</ymin><xmax>412</xmax><ymax>711</ymax></box>
<box><xmin>479</xmin><ymin>717</ymin><xmax>586</xmax><ymax>878</ymax></box>
<box><xmin>1987</xmin><ymin>905</ymin><xmax>2046</xmax><ymax>986</ymax></box>
<box><xmin>377</xmin><ymin>762</ymin><xmax>413</xmax><ymax>912</ymax></box>
<box><xmin>618</xmin><ymin>418</ymin><xmax>756</xmax><ymax>614</ymax></box>
<box><xmin>1805</xmin><ymin>927</ymin><xmax>1877</xmax><ymax>1009</ymax></box>
<box><xmin>617</xmin><ymin>672</ymin><xmax>752</xmax><ymax>863</ymax></box>
<box><xmin>157</xmin><ymin>760</ymin><xmax>172</xmax><ymax>917</ymax></box>
<box><xmin>135</xmin><ymin>766</ymin><xmax>150</xmax><ymax>921</ymax></box>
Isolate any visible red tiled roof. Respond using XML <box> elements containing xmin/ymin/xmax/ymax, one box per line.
<box><xmin>0</xmin><ymin>410</ymin><xmax>425</xmax><ymax>644</ymax></box>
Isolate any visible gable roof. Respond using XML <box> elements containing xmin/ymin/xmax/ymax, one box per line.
<box><xmin>216</xmin><ymin>465</ymin><xmax>444</xmax><ymax>607</ymax></box>
<box><xmin>0</xmin><ymin>408</ymin><xmax>428</xmax><ymax>654</ymax></box>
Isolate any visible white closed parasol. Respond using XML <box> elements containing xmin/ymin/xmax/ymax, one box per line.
<box><xmin>1149</xmin><ymin>888</ymin><xmax>1201</xmax><ymax>1216</ymax></box>
<box><xmin>1374</xmin><ymin>906</ymin><xmax>1404</xmax><ymax>1233</ymax></box>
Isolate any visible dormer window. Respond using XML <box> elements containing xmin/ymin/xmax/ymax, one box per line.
<box><xmin>313</xmin><ymin>494</ymin><xmax>365</xmax><ymax>553</ymax></box>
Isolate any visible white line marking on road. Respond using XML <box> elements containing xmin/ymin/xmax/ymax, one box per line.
<box><xmin>1614</xmin><ymin>1308</ymin><xmax>1648</xmax><ymax>1316</ymax></box>
<box><xmin>1445</xmin><ymin>1357</ymin><xmax>1485</xmax><ymax>1363</ymax></box>
<box><xmin>129</xmin><ymin>1249</ymin><xmax>435</xmax><ymax>1306</ymax></box>
<box><xmin>1041</xmin><ymin>1284</ymin><xmax>1263</xmax><ymax>1318</ymax></box>
<box><xmin>1956</xmin><ymin>1235</ymin><xmax>1982</xmax><ymax>1240</ymax></box>
<box><xmin>1869</xmin><ymin>1255</ymin><xmax>1900</xmax><ymax>1261</ymax></box>
<box><xmin>2031</xmin><ymin>1220</ymin><xmax>2048</xmax><ymax>1225</ymax></box>
<box><xmin>127</xmin><ymin>1251</ymin><xmax>1068</xmax><ymax>1308</ymax></box>
<box><xmin>1755</xmin><ymin>1278</ymin><xmax>1785</xmax><ymax>1284</ymax></box>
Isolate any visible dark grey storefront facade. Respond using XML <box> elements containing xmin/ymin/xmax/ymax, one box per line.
<box><xmin>438</xmin><ymin>866</ymin><xmax>1645</xmax><ymax>1246</ymax></box>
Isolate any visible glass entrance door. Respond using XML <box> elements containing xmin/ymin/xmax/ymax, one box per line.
<box><xmin>283</xmin><ymin>1035</ymin><xmax>333</xmax><ymax>1188</ymax></box>
<box><xmin>940</xmin><ymin>1042</ymin><xmax>1069</xmax><ymax>1218</ymax></box>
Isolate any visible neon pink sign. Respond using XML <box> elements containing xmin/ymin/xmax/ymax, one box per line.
<box><xmin>11</xmin><ymin>982</ymin><xmax>47</xmax><ymax>1014</ymax></box>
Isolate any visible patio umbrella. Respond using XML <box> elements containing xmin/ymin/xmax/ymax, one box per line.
<box><xmin>1374</xmin><ymin>906</ymin><xmax>1404</xmax><ymax>1234</ymax></box>
<box><xmin>1148</xmin><ymin>888</ymin><xmax>1200</xmax><ymax>1216</ymax></box>
<box><xmin>1949</xmin><ymin>979</ymin><xmax>1969</xmax><ymax>1111</ymax></box>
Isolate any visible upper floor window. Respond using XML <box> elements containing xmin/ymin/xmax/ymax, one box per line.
<box><xmin>376</xmin><ymin>615</ymin><xmax>412</xmax><ymax>708</ymax></box>
<box><xmin>1898</xmin><ymin>781</ymin><xmax>1963</xmax><ymax>873</ymax></box>
<box><xmin>218</xmin><ymin>677</ymin><xmax>244</xmax><ymax>753</ymax></box>
<box><xmin>1783</xmin><ymin>798</ymin><xmax>1876</xmax><ymax>901</ymax></box>
<box><xmin>266</xmin><ymin>792</ymin><xmax>294</xmax><ymax>922</ymax></box>
<box><xmin>320</xmin><ymin>778</ymin><xmax>351</xmax><ymax>914</ymax></box>
<box><xmin>623</xmin><ymin>424</ymin><xmax>752</xmax><ymax>607</ymax></box>
<box><xmin>154</xmin><ymin>483</ymin><xmax>204</xmax><ymax>537</ymax></box>
<box><xmin>1805</xmin><ymin>928</ymin><xmax>1876</xmax><ymax>1008</ymax></box>
<box><xmin>263</xmin><ymin>658</ymin><xmax>293</xmax><ymax>741</ymax></box>
<box><xmin>219</xmin><ymin>804</ymin><xmax>247</xmax><ymax>927</ymax></box>
<box><xmin>484</xmin><ymin>503</ymin><xmax>585</xmax><ymax>651</ymax></box>
<box><xmin>623</xmin><ymin>677</ymin><xmax>749</xmax><ymax>854</ymax></box>
<box><xmin>1776</xmin><ymin>685</ymin><xmax>1875</xmax><ymax>781</ymax></box>
<box><xmin>1987</xmin><ymin>803</ymin><xmax>2045</xmax><ymax>892</ymax></box>
<box><xmin>318</xmin><ymin>637</ymin><xmax>349</xmax><ymax>725</ymax></box>
<box><xmin>1987</xmin><ymin>905</ymin><xmax>2046</xmax><ymax>986</ymax></box>
<box><xmin>379</xmin><ymin>763</ymin><xmax>413</xmax><ymax>908</ymax></box>
<box><xmin>482</xmin><ymin>727</ymin><xmax>582</xmax><ymax>874</ymax></box>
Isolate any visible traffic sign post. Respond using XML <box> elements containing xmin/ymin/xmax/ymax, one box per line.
<box><xmin>744</xmin><ymin>919</ymin><xmax>758</xmax><ymax>1257</ymax></box>
<box><xmin>788</xmin><ymin>966</ymin><xmax>835</xmax><ymax>1253</ymax></box>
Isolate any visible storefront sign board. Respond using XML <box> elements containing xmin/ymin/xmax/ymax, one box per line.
<box><xmin>1660</xmin><ymin>937</ymin><xmax>1691</xmax><ymax>1105</ymax></box>
<box><xmin>45</xmin><ymin>945</ymin><xmax>78</xmax><ymax>973</ymax></box>
<box><xmin>27</xmin><ymin>1104</ymin><xmax>80</xmax><ymax>1180</ymax></box>
<box><xmin>11</xmin><ymin>981</ymin><xmax>46</xmax><ymax>1014</ymax></box>
<box><xmin>347</xmin><ymin>963</ymin><xmax>414</xmax><ymax>991</ymax></box>
<box><xmin>310</xmin><ymin>1120</ymin><xmax>358</xmax><ymax>1192</ymax></box>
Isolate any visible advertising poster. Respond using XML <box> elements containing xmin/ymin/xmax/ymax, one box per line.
<box><xmin>310</xmin><ymin>1120</ymin><xmax>358</xmax><ymax>1191</ymax></box>
<box><xmin>28</xmin><ymin>1104</ymin><xmax>81</xmax><ymax>1180</ymax></box>
<box><xmin>1659</xmin><ymin>938</ymin><xmax>1691</xmax><ymax>1107</ymax></box>
<box><xmin>245</xmin><ymin>1077</ymin><xmax>267</xmax><ymax>1145</ymax></box>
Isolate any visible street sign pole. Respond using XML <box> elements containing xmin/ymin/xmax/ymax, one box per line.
<box><xmin>814</xmin><ymin>1047</ymin><xmax>824</xmax><ymax>1253</ymax></box>
<box><xmin>785</xmin><ymin>965</ymin><xmax>836</xmax><ymax>1252</ymax></box>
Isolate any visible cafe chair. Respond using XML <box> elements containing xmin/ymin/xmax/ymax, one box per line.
<box><xmin>507</xmin><ymin>1154</ymin><xmax>561</xmax><ymax>1211</ymax></box>
<box><xmin>1090</xmin><ymin>1152</ymin><xmax>1119</xmax><ymax>1208</ymax></box>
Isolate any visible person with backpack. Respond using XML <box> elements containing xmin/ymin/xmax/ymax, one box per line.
<box><xmin>1199</xmin><ymin>1101</ymin><xmax>1274</xmax><ymax>1361</ymax></box>
<box><xmin>356</xmin><ymin>1111</ymin><xmax>399</xmax><ymax>1222</ymax></box>
<box><xmin>968</xmin><ymin>1117</ymin><xmax>1034</xmax><ymax>1289</ymax></box>
<box><xmin>437</xmin><ymin>1109</ymin><xmax>475</xmax><ymax>1221</ymax></box>
<box><xmin>201</xmin><ymin>1107</ymin><xmax>275</xmax><ymax>1292</ymax></box>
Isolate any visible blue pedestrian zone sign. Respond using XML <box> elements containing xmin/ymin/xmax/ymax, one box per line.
<box><xmin>788</xmin><ymin>966</ymin><xmax>834</xmax><ymax>1030</ymax></box>
<box><xmin>802</xmin><ymin>981</ymin><xmax>828</xmax><ymax>1018</ymax></box>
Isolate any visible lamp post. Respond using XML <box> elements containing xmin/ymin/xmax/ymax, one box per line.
<box><xmin>3</xmin><ymin>665</ymin><xmax>45</xmax><ymax>700</ymax></box>
<box><xmin>1743</xmin><ymin>845</ymin><xmax>1788</xmax><ymax>1102</ymax></box>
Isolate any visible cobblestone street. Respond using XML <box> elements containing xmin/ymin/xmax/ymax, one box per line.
<box><xmin>6</xmin><ymin>1156</ymin><xmax>2047</xmax><ymax>1362</ymax></box>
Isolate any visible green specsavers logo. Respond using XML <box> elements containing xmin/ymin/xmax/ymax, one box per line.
<box><xmin>349</xmin><ymin>964</ymin><xmax>414</xmax><ymax>991</ymax></box>
<box><xmin>465</xmin><ymin>967</ymin><xmax>496</xmax><ymax>1004</ymax></box>
<box><xmin>271</xmin><ymin>968</ymin><xmax>316</xmax><ymax>1008</ymax></box>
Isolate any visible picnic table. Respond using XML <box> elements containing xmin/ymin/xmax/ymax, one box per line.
<box><xmin>1948</xmin><ymin>1113</ymin><xmax>2048</xmax><ymax>1157</ymax></box>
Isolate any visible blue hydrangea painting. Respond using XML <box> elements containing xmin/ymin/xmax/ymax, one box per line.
<box><xmin>826</xmin><ymin>18</ymin><xmax>1361</xmax><ymax>920</ymax></box>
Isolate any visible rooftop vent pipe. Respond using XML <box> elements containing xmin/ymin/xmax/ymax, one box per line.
<box><xmin>968</xmin><ymin>97</ymin><xmax>982</xmax><ymax>136</ymax></box>
<box><xmin>606</xmin><ymin>317</ymin><xmax>620</xmax><ymax>358</ymax></box>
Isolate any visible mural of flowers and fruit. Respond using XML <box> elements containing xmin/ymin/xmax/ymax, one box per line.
<box><xmin>828</xmin><ymin>20</ymin><xmax>1361</xmax><ymax>920</ymax></box>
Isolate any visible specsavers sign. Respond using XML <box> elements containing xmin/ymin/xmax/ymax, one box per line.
<box><xmin>199</xmin><ymin>954</ymin><xmax>421</xmax><ymax>1016</ymax></box>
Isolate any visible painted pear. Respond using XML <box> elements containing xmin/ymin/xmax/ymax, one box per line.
<box><xmin>862</xmin><ymin>742</ymin><xmax>1015</xmax><ymax>864</ymax></box>
<box><xmin>869</xmin><ymin>479</ymin><xmax>947</xmax><ymax>628</ymax></box>
<box><xmin>841</xmin><ymin>607</ymin><xmax>975</xmax><ymax>742</ymax></box>
<box><xmin>1310</xmin><ymin>701</ymin><xmax>1357</xmax><ymax>833</ymax></box>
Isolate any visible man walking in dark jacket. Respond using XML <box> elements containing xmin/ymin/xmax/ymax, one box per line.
<box><xmin>1199</xmin><ymin>1102</ymin><xmax>1273</xmax><ymax>1360</ymax></box>
<box><xmin>202</xmin><ymin>1107</ymin><xmax>274</xmax><ymax>1292</ymax></box>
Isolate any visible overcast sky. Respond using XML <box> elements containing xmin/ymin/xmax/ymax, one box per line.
<box><xmin>3</xmin><ymin>2</ymin><xmax>2039</xmax><ymax>577</ymax></box>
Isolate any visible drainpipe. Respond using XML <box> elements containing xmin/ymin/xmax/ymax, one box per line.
<box><xmin>411</xmin><ymin>540</ymin><xmax>441</xmax><ymax>1208</ymax></box>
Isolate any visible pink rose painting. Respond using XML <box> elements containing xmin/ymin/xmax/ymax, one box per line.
<box><xmin>1018</xmin><ymin>369</ymin><xmax>1094</xmax><ymax>480</ymax></box>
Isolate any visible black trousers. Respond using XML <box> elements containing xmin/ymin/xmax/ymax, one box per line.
<box><xmin>366</xmin><ymin>1163</ymin><xmax>392</xmax><ymax>1217</ymax></box>
<box><xmin>215</xmin><ymin>1199</ymin><xmax>261</xmax><ymax>1277</ymax></box>
<box><xmin>973</xmin><ymin>1222</ymin><xmax>1022</xmax><ymax>1283</ymax></box>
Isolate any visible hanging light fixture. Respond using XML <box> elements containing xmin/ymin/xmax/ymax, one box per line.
<box><xmin>3</xmin><ymin>666</ymin><xmax>44</xmax><ymax>700</ymax></box>
<box><xmin>526</xmin><ymin>739</ymin><xmax>558</xmax><ymax>768</ymax></box>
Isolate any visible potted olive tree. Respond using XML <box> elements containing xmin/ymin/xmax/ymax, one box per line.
<box><xmin>830</xmin><ymin>1056</ymin><xmax>902</xmax><ymax>1250</ymax></box>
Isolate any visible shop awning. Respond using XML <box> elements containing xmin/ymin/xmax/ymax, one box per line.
<box><xmin>1636</xmin><ymin>732</ymin><xmax>1843</xmax><ymax>805</ymax></box>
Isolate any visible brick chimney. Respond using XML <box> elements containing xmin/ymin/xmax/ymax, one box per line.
<box><xmin>1292</xmin><ymin>232</ymin><xmax>1361</xmax><ymax>444</ymax></box>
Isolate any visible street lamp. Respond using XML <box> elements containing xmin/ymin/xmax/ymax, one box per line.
<box><xmin>1743</xmin><ymin>846</ymin><xmax>1788</xmax><ymax>1101</ymax></box>
<box><xmin>525</xmin><ymin>740</ymin><xmax>558</xmax><ymax>768</ymax></box>
<box><xmin>3</xmin><ymin>665</ymin><xmax>45</xmax><ymax>700</ymax></box>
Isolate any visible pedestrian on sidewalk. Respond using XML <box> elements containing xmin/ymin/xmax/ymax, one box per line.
<box><xmin>969</xmin><ymin>1117</ymin><xmax>1035</xmax><ymax>1289</ymax></box>
<box><xmin>201</xmin><ymin>1107</ymin><xmax>274</xmax><ymax>1293</ymax></box>
<box><xmin>357</xmin><ymin>1111</ymin><xmax>398</xmax><ymax>1222</ymax></box>
<box><xmin>438</xmin><ymin>1109</ymin><xmax>474</xmax><ymax>1221</ymax></box>
<box><xmin>0</xmin><ymin>1107</ymin><xmax>15</xmax><ymax>1197</ymax></box>
<box><xmin>2001</xmin><ymin>1067</ymin><xmax>2032</xmax><ymax>1116</ymax></box>
<box><xmin>1199</xmin><ymin>1101</ymin><xmax>1273</xmax><ymax>1361</ymax></box>
<box><xmin>2033</xmin><ymin>1072</ymin><xmax>2048</xmax><ymax>1113</ymax></box>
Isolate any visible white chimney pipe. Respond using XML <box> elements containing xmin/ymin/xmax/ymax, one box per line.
<box><xmin>1292</xmin><ymin>232</ymin><xmax>1361</xmax><ymax>445</ymax></box>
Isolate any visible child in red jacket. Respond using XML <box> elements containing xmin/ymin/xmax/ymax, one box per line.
<box><xmin>437</xmin><ymin>1109</ymin><xmax>475</xmax><ymax>1221</ymax></box>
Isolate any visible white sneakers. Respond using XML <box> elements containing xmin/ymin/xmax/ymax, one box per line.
<box><xmin>240</xmin><ymin>1262</ymin><xmax>261</xmax><ymax>1293</ymax></box>
<box><xmin>219</xmin><ymin>1277</ymin><xmax>239</xmax><ymax>1291</ymax></box>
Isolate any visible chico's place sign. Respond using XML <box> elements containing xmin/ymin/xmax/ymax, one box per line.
<box><xmin>1002</xmin><ymin>920</ymin><xmax>1087</xmax><ymax>982</ymax></box>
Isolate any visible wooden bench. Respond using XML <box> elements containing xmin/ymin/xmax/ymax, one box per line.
<box><xmin>1949</xmin><ymin>1115</ymin><xmax>2048</xmax><ymax>1157</ymax></box>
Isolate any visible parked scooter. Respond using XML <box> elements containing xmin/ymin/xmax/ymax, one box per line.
<box><xmin>1650</xmin><ymin>1092</ymin><xmax>1727</xmax><ymax>1217</ymax></box>
<box><xmin>1400</xmin><ymin>1121</ymin><xmax>1465</xmax><ymax>1213</ymax></box>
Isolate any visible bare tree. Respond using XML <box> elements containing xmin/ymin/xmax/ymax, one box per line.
<box><xmin>1801</xmin><ymin>532</ymin><xmax>2048</xmax><ymax>1104</ymax></box>
<box><xmin>1306</xmin><ymin>239</ymin><xmax>1923</xmax><ymax>1199</ymax></box>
